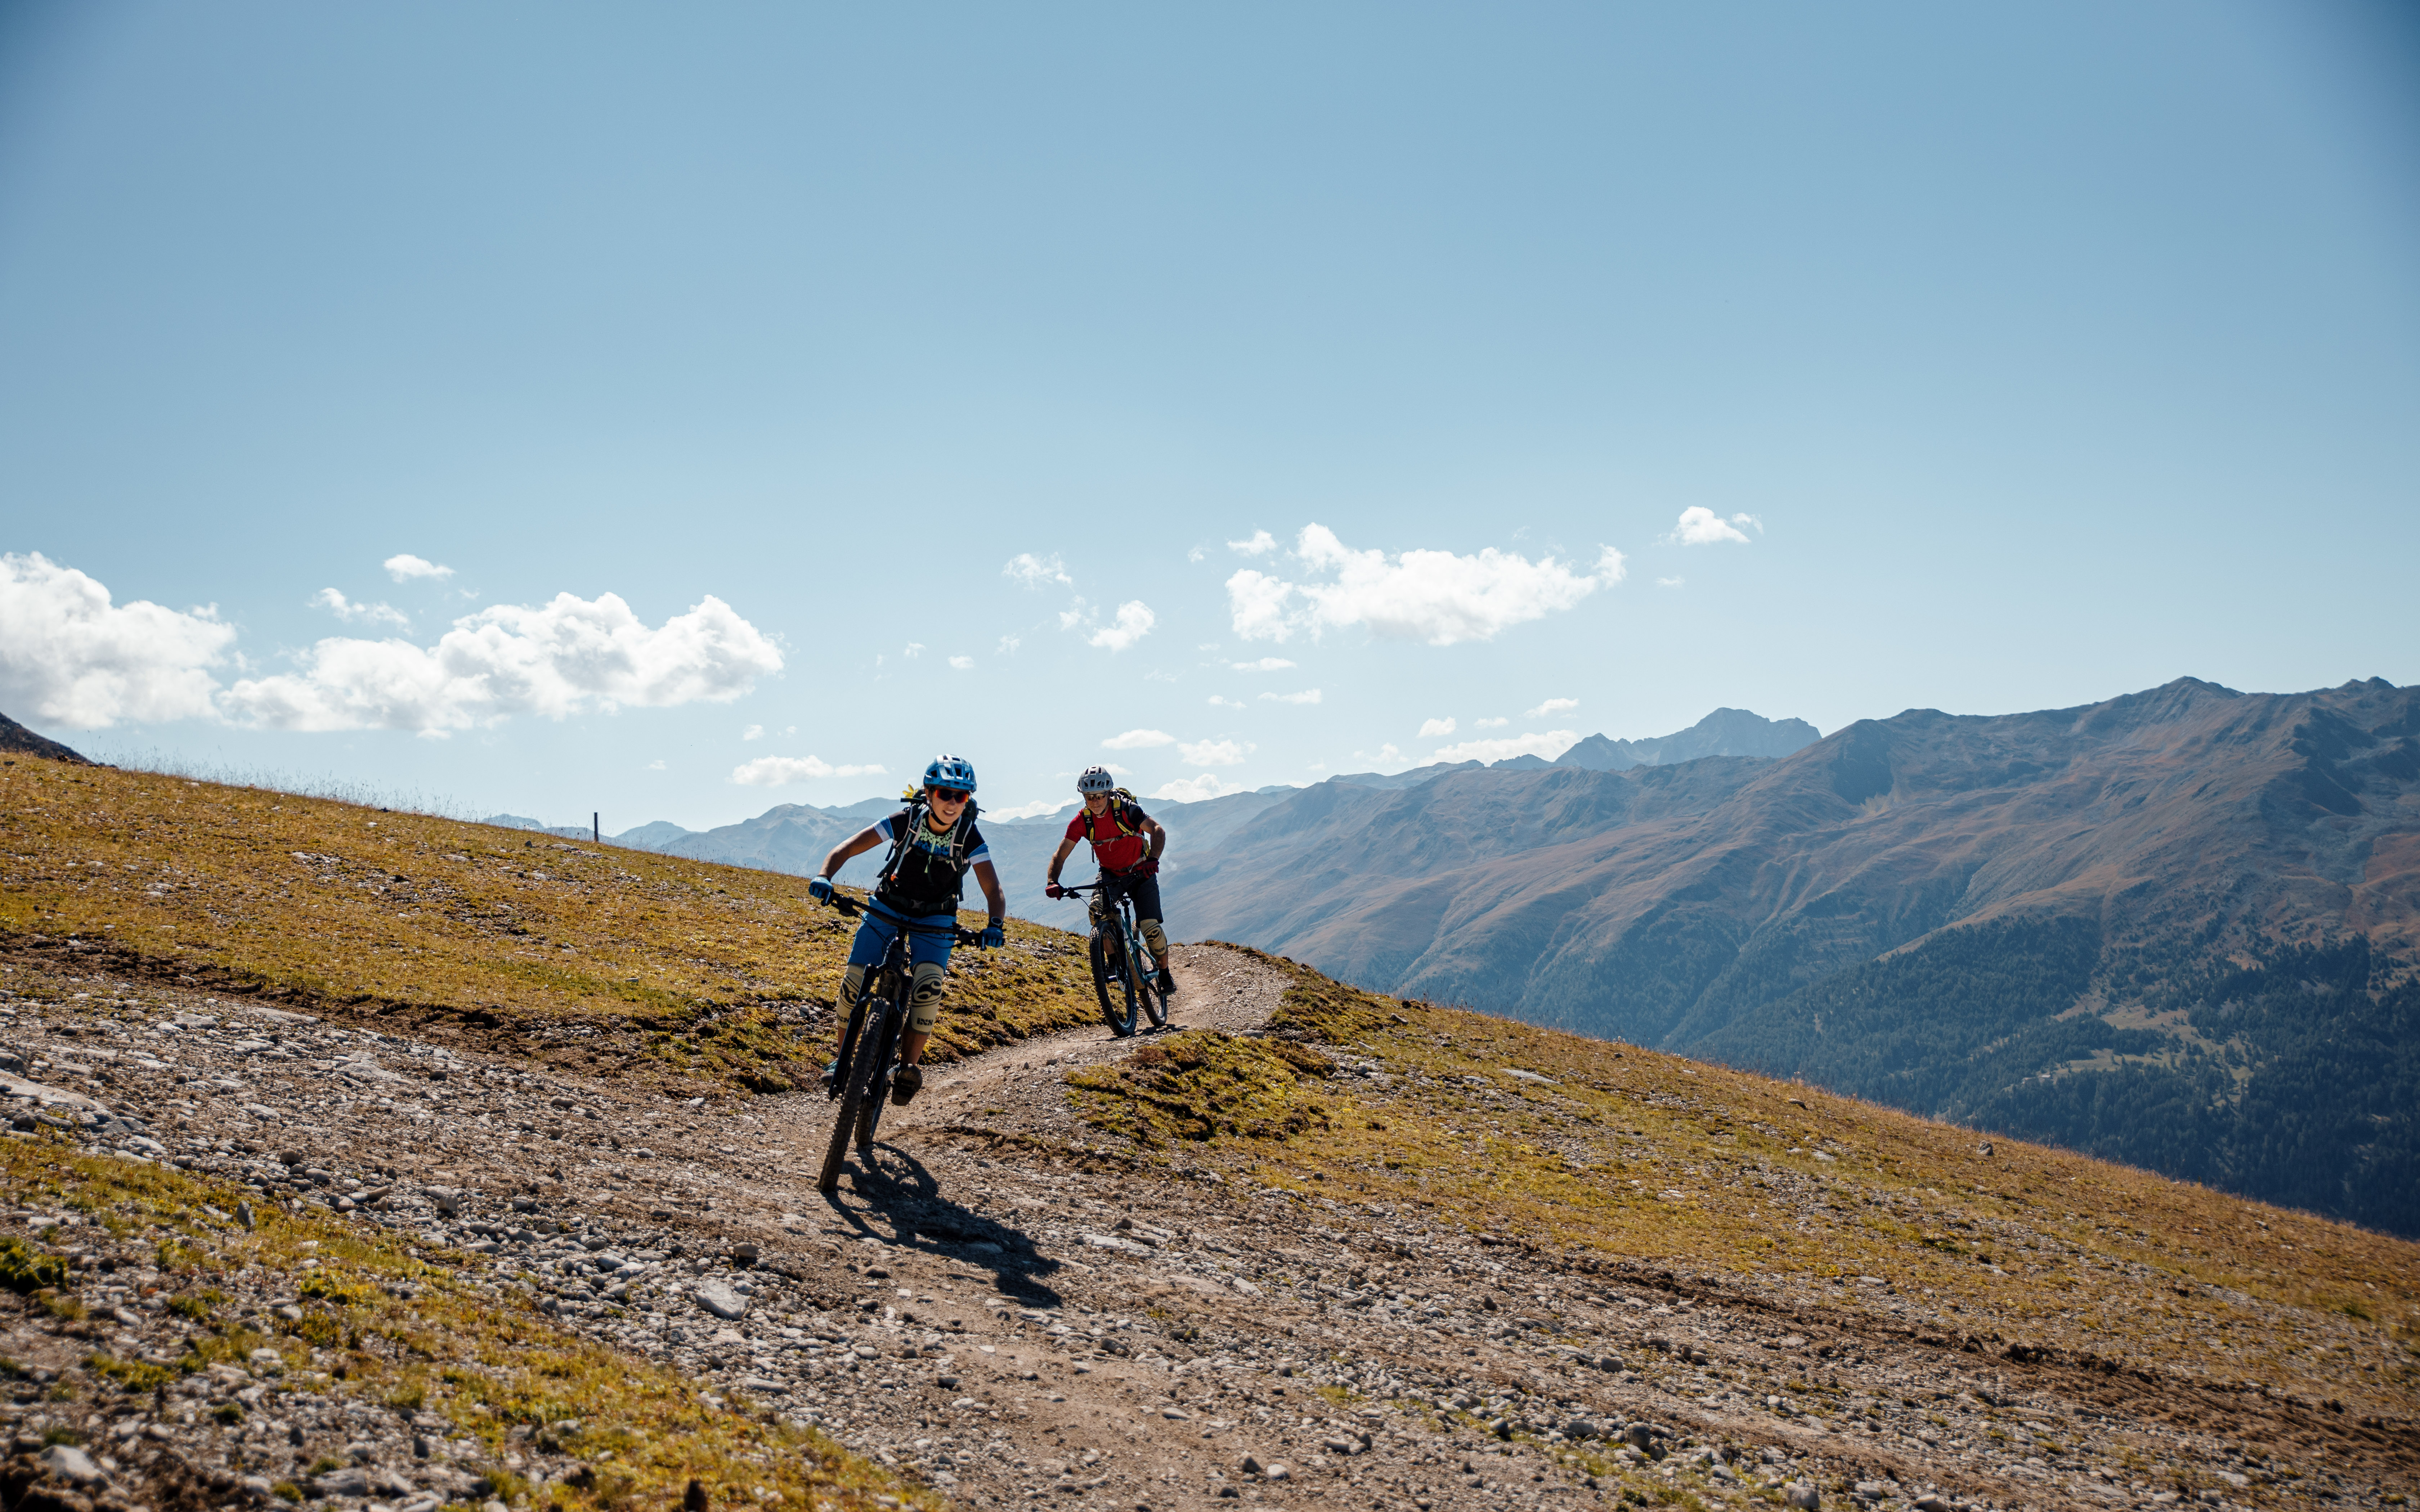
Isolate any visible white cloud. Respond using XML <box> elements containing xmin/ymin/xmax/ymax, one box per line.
<box><xmin>1224</xmin><ymin>569</ymin><xmax>1295</xmax><ymax>642</ymax></box>
<box><xmin>383</xmin><ymin>554</ymin><xmax>454</xmax><ymax>582</ymax></box>
<box><xmin>1351</xmin><ymin>742</ymin><xmax>1404</xmax><ymax>769</ymax></box>
<box><xmin>0</xmin><ymin>552</ymin><xmax>234</xmax><ymax>728</ymax></box>
<box><xmin>1087</xmin><ymin>600</ymin><xmax>1155</xmax><ymax>652</ymax></box>
<box><xmin>998</xmin><ymin>634</ymin><xmax>1023</xmax><ymax>654</ymax></box>
<box><xmin>1228</xmin><ymin>657</ymin><xmax>1296</xmax><ymax>672</ymax></box>
<box><xmin>309</xmin><ymin>588</ymin><xmax>408</xmax><ymax>627</ymax></box>
<box><xmin>731</xmin><ymin>755</ymin><xmax>886</xmax><ymax>786</ymax></box>
<box><xmin>1154</xmin><ymin>773</ymin><xmax>1247</xmax><ymax>803</ymax></box>
<box><xmin>1187</xmin><ymin>545</ymin><xmax>1206</xmax><ymax>564</ymax></box>
<box><xmin>903</xmin><ymin>642</ymin><xmax>925</xmax><ymax>658</ymax></box>
<box><xmin>1224</xmin><ymin>526</ymin><xmax>1625</xmax><ymax>645</ymax></box>
<box><xmin>949</xmin><ymin>655</ymin><xmax>975</xmax><ymax>671</ymax></box>
<box><xmin>1527</xmin><ymin>697</ymin><xmax>1580</xmax><ymax>718</ymax></box>
<box><xmin>1058</xmin><ymin>597</ymin><xmax>1089</xmax><ymax>631</ymax></box>
<box><xmin>644</xmin><ymin>759</ymin><xmax>666</xmax><ymax>770</ymax></box>
<box><xmin>1475</xmin><ymin>716</ymin><xmax>1509</xmax><ymax>728</ymax></box>
<box><xmin>1208</xmin><ymin>695</ymin><xmax>1245</xmax><ymax>709</ymax></box>
<box><xmin>1433</xmin><ymin>729</ymin><xmax>1579</xmax><ymax>764</ymax></box>
<box><xmin>221</xmin><ymin>591</ymin><xmax>783</xmax><ymax>735</ymax></box>
<box><xmin>742</xmin><ymin>724</ymin><xmax>765</xmax><ymax>741</ymax></box>
<box><xmin>1102</xmin><ymin>729</ymin><xmax>1176</xmax><ymax>750</ymax></box>
<box><xmin>1179</xmin><ymin>738</ymin><xmax>1252</xmax><ymax>767</ymax></box>
<box><xmin>1003</xmin><ymin>552</ymin><xmax>1073</xmax><ymax>589</ymax></box>
<box><xmin>986</xmin><ymin>797</ymin><xmax>1074</xmax><ymax>820</ymax></box>
<box><xmin>1419</xmin><ymin>716</ymin><xmax>1457</xmax><ymax>738</ymax></box>
<box><xmin>1667</xmin><ymin>507</ymin><xmax>1761</xmax><ymax>546</ymax></box>
<box><xmin>1259</xmin><ymin>688</ymin><xmax>1322</xmax><ymax>705</ymax></box>
<box><xmin>1657</xmin><ymin>576</ymin><xmax>1685</xmax><ymax>588</ymax></box>
<box><xmin>1227</xmin><ymin>530</ymin><xmax>1277</xmax><ymax>557</ymax></box>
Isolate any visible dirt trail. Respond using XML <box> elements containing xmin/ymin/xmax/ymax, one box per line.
<box><xmin>0</xmin><ymin>942</ymin><xmax>2407</xmax><ymax>1512</ymax></box>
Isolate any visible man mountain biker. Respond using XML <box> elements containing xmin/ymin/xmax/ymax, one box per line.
<box><xmin>808</xmin><ymin>755</ymin><xmax>1006</xmax><ymax>1107</ymax></box>
<box><xmin>1045</xmin><ymin>765</ymin><xmax>1176</xmax><ymax>996</ymax></box>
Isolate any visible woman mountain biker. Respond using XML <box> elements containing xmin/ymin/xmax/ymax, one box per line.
<box><xmin>1045</xmin><ymin>765</ymin><xmax>1177</xmax><ymax>996</ymax></box>
<box><xmin>808</xmin><ymin>755</ymin><xmax>1006</xmax><ymax>1107</ymax></box>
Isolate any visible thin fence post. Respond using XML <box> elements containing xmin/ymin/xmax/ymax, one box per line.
<box><xmin>593</xmin><ymin>811</ymin><xmax>600</xmax><ymax>844</ymax></box>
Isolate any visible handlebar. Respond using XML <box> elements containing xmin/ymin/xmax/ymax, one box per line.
<box><xmin>821</xmin><ymin>890</ymin><xmax>987</xmax><ymax>946</ymax></box>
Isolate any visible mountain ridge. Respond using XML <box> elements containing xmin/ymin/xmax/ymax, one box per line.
<box><xmin>1152</xmin><ymin>676</ymin><xmax>2420</xmax><ymax>1232</ymax></box>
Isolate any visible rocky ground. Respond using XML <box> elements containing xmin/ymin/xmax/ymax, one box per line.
<box><xmin>0</xmin><ymin>944</ymin><xmax>2407</xmax><ymax>1512</ymax></box>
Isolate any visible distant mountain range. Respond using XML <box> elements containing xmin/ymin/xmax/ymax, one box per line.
<box><xmin>489</xmin><ymin>707</ymin><xmax>1820</xmax><ymax>921</ymax></box>
<box><xmin>1153</xmin><ymin>677</ymin><xmax>2420</xmax><ymax>1235</ymax></box>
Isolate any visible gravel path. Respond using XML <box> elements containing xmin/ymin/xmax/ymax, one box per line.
<box><xmin>0</xmin><ymin>943</ymin><xmax>2403</xmax><ymax>1512</ymax></box>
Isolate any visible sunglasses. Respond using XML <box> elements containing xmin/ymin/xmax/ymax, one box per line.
<box><xmin>928</xmin><ymin>787</ymin><xmax>971</xmax><ymax>804</ymax></box>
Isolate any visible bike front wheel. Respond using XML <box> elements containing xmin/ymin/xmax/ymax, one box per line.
<box><xmin>856</xmin><ymin>1004</ymin><xmax>903</xmax><ymax>1155</ymax></box>
<box><xmin>820</xmin><ymin>999</ymin><xmax>895</xmax><ymax>1193</ymax></box>
<box><xmin>1090</xmin><ymin>931</ymin><xmax>1137</xmax><ymax>1037</ymax></box>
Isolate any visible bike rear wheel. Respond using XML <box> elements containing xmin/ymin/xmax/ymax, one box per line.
<box><xmin>1138</xmin><ymin>923</ymin><xmax>1170</xmax><ymax>1030</ymax></box>
<box><xmin>820</xmin><ymin>995</ymin><xmax>894</xmax><ymax>1193</ymax></box>
<box><xmin>1090</xmin><ymin>930</ymin><xmax>1137</xmax><ymax>1037</ymax></box>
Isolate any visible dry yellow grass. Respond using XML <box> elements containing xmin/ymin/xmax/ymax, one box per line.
<box><xmin>1072</xmin><ymin>947</ymin><xmax>2420</xmax><ymax>1427</ymax></box>
<box><xmin>0</xmin><ymin>1134</ymin><xmax>931</xmax><ymax>1511</ymax></box>
<box><xmin>0</xmin><ymin>756</ymin><xmax>1101</xmax><ymax>1086</ymax></box>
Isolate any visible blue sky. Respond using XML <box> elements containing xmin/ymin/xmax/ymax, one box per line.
<box><xmin>3</xmin><ymin>1</ymin><xmax>2415</xmax><ymax>828</ymax></box>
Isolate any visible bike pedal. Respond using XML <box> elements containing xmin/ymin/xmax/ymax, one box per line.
<box><xmin>889</xmin><ymin>1063</ymin><xmax>923</xmax><ymax>1107</ymax></box>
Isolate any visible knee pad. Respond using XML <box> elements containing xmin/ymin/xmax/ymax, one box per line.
<box><xmin>1139</xmin><ymin>918</ymin><xmax>1169</xmax><ymax>956</ymax></box>
<box><xmin>839</xmin><ymin>964</ymin><xmax>868</xmax><ymax>1009</ymax></box>
<box><xmin>908</xmin><ymin>961</ymin><xmax>947</xmax><ymax>1034</ymax></box>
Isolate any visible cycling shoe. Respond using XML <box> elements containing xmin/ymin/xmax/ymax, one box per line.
<box><xmin>1156</xmin><ymin>966</ymin><xmax>1178</xmax><ymax>996</ymax></box>
<box><xmin>820</xmin><ymin>1057</ymin><xmax>839</xmax><ymax>1089</ymax></box>
<box><xmin>889</xmin><ymin>1062</ymin><xmax>923</xmax><ymax>1107</ymax></box>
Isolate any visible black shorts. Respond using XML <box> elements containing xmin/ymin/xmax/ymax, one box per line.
<box><xmin>1098</xmin><ymin>869</ymin><xmax>1162</xmax><ymax>923</ymax></box>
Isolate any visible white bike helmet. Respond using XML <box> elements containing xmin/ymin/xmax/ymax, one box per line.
<box><xmin>1076</xmin><ymin>765</ymin><xmax>1117</xmax><ymax>796</ymax></box>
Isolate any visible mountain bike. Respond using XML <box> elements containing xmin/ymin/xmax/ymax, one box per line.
<box><xmin>1057</xmin><ymin>876</ymin><xmax>1170</xmax><ymax>1038</ymax></box>
<box><xmin>816</xmin><ymin>893</ymin><xmax>985</xmax><ymax>1194</ymax></box>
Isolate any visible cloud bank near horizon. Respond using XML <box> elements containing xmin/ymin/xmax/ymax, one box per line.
<box><xmin>0</xmin><ymin>551</ymin><xmax>783</xmax><ymax>735</ymax></box>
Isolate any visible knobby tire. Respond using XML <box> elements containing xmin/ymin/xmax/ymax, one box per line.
<box><xmin>1091</xmin><ymin>930</ymin><xmax>1137</xmax><ymax>1037</ymax></box>
<box><xmin>820</xmin><ymin>996</ymin><xmax>892</xmax><ymax>1192</ymax></box>
<box><xmin>1140</xmin><ymin>921</ymin><xmax>1170</xmax><ymax>1030</ymax></box>
<box><xmin>856</xmin><ymin>998</ymin><xmax>901</xmax><ymax>1155</ymax></box>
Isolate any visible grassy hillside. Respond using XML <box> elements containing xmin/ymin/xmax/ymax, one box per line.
<box><xmin>0</xmin><ymin>756</ymin><xmax>1105</xmax><ymax>1088</ymax></box>
<box><xmin>6</xmin><ymin>752</ymin><xmax>2413</xmax><ymax>1437</ymax></box>
<box><xmin>1062</xmin><ymin>953</ymin><xmax>2419</xmax><ymax>1427</ymax></box>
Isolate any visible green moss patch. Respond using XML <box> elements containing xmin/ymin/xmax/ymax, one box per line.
<box><xmin>0</xmin><ymin>1236</ymin><xmax>67</xmax><ymax>1292</ymax></box>
<box><xmin>1067</xmin><ymin>1030</ymin><xmax>1338</xmax><ymax>1147</ymax></box>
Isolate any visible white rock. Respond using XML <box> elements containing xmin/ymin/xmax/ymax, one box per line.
<box><xmin>692</xmin><ymin>1277</ymin><xmax>745</xmax><ymax>1316</ymax></box>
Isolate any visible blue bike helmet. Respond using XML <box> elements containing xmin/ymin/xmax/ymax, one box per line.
<box><xmin>924</xmin><ymin>754</ymin><xmax>977</xmax><ymax>793</ymax></box>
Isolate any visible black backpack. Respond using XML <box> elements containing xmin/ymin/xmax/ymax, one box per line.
<box><xmin>875</xmin><ymin>795</ymin><xmax>982</xmax><ymax>903</ymax></box>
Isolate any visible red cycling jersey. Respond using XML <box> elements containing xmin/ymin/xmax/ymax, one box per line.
<box><xmin>1065</xmin><ymin>800</ymin><xmax>1153</xmax><ymax>874</ymax></box>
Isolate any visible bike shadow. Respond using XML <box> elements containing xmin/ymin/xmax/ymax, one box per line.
<box><xmin>819</xmin><ymin>1145</ymin><xmax>1065</xmax><ymax>1308</ymax></box>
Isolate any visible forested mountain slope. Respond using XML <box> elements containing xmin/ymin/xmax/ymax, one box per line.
<box><xmin>1162</xmin><ymin>678</ymin><xmax>2420</xmax><ymax>1232</ymax></box>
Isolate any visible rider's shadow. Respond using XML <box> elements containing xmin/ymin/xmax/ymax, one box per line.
<box><xmin>822</xmin><ymin>1145</ymin><xmax>1065</xmax><ymax>1308</ymax></box>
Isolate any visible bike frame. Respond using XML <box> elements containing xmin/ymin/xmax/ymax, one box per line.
<box><xmin>817</xmin><ymin>892</ymin><xmax>980</xmax><ymax>1193</ymax></box>
<box><xmin>1059</xmin><ymin>874</ymin><xmax>1168</xmax><ymax>1036</ymax></box>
